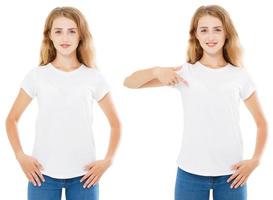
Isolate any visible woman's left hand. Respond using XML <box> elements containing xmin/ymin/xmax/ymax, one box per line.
<box><xmin>80</xmin><ymin>159</ymin><xmax>112</xmax><ymax>188</ymax></box>
<box><xmin>227</xmin><ymin>159</ymin><xmax>259</xmax><ymax>189</ymax></box>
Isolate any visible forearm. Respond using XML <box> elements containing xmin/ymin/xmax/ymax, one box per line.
<box><xmin>251</xmin><ymin>121</ymin><xmax>268</xmax><ymax>163</ymax></box>
<box><xmin>124</xmin><ymin>67</ymin><xmax>157</xmax><ymax>88</ymax></box>
<box><xmin>5</xmin><ymin>118</ymin><xmax>24</xmax><ymax>159</ymax></box>
<box><xmin>104</xmin><ymin>124</ymin><xmax>121</xmax><ymax>163</ymax></box>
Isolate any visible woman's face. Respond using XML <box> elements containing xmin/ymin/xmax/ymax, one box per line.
<box><xmin>195</xmin><ymin>15</ymin><xmax>226</xmax><ymax>56</ymax></box>
<box><xmin>50</xmin><ymin>17</ymin><xmax>80</xmax><ymax>56</ymax></box>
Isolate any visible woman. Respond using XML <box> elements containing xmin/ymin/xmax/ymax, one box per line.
<box><xmin>124</xmin><ymin>5</ymin><xmax>267</xmax><ymax>200</ymax></box>
<box><xmin>6</xmin><ymin>7</ymin><xmax>121</xmax><ymax>200</ymax></box>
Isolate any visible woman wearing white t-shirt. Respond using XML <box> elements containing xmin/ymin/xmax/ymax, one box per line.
<box><xmin>124</xmin><ymin>5</ymin><xmax>267</xmax><ymax>200</ymax></box>
<box><xmin>6</xmin><ymin>7</ymin><xmax>121</xmax><ymax>200</ymax></box>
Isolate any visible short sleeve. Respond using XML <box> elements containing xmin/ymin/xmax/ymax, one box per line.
<box><xmin>20</xmin><ymin>68</ymin><xmax>37</xmax><ymax>98</ymax></box>
<box><xmin>239</xmin><ymin>68</ymin><xmax>256</xmax><ymax>100</ymax></box>
<box><xmin>92</xmin><ymin>69</ymin><xmax>111</xmax><ymax>102</ymax></box>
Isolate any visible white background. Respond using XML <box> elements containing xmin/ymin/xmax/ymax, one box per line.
<box><xmin>0</xmin><ymin>0</ymin><xmax>272</xmax><ymax>199</ymax></box>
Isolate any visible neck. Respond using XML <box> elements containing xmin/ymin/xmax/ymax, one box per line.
<box><xmin>199</xmin><ymin>51</ymin><xmax>227</xmax><ymax>68</ymax></box>
<box><xmin>52</xmin><ymin>53</ymin><xmax>81</xmax><ymax>70</ymax></box>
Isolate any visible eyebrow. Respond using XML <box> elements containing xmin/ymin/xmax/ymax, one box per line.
<box><xmin>199</xmin><ymin>26</ymin><xmax>223</xmax><ymax>29</ymax></box>
<box><xmin>53</xmin><ymin>28</ymin><xmax>78</xmax><ymax>30</ymax></box>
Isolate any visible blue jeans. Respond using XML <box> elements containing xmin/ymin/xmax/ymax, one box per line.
<box><xmin>175</xmin><ymin>167</ymin><xmax>247</xmax><ymax>200</ymax></box>
<box><xmin>28</xmin><ymin>174</ymin><xmax>99</xmax><ymax>200</ymax></box>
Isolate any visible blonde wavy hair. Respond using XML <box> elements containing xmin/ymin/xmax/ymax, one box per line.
<box><xmin>39</xmin><ymin>7</ymin><xmax>95</xmax><ymax>67</ymax></box>
<box><xmin>187</xmin><ymin>5</ymin><xmax>242</xmax><ymax>67</ymax></box>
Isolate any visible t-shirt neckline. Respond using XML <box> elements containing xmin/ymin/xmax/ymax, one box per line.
<box><xmin>49</xmin><ymin>63</ymin><xmax>84</xmax><ymax>75</ymax></box>
<box><xmin>197</xmin><ymin>61</ymin><xmax>230</xmax><ymax>72</ymax></box>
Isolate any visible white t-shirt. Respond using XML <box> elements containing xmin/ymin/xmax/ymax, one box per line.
<box><xmin>175</xmin><ymin>61</ymin><xmax>256</xmax><ymax>176</ymax></box>
<box><xmin>21</xmin><ymin>63</ymin><xmax>110</xmax><ymax>178</ymax></box>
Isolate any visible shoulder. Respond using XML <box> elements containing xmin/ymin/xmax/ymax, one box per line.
<box><xmin>182</xmin><ymin>62</ymin><xmax>194</xmax><ymax>69</ymax></box>
<box><xmin>226</xmin><ymin>65</ymin><xmax>256</xmax><ymax>88</ymax></box>
<box><xmin>82</xmin><ymin>66</ymin><xmax>99</xmax><ymax>73</ymax></box>
<box><xmin>82</xmin><ymin>66</ymin><xmax>103</xmax><ymax>76</ymax></box>
<box><xmin>176</xmin><ymin>62</ymin><xmax>195</xmax><ymax>76</ymax></box>
<box><xmin>81</xmin><ymin>66</ymin><xmax>107</xmax><ymax>82</ymax></box>
<box><xmin>228</xmin><ymin>64</ymin><xmax>253</xmax><ymax>78</ymax></box>
<box><xmin>29</xmin><ymin>64</ymin><xmax>50</xmax><ymax>73</ymax></box>
<box><xmin>23</xmin><ymin>66</ymin><xmax>43</xmax><ymax>77</ymax></box>
<box><xmin>33</xmin><ymin>65</ymin><xmax>52</xmax><ymax>76</ymax></box>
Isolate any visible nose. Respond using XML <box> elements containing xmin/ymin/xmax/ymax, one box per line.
<box><xmin>62</xmin><ymin>32</ymin><xmax>69</xmax><ymax>42</ymax></box>
<box><xmin>207</xmin><ymin>32</ymin><xmax>215</xmax><ymax>41</ymax></box>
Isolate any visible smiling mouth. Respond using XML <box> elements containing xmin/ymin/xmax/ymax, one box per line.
<box><xmin>60</xmin><ymin>44</ymin><xmax>71</xmax><ymax>48</ymax></box>
<box><xmin>206</xmin><ymin>42</ymin><xmax>218</xmax><ymax>47</ymax></box>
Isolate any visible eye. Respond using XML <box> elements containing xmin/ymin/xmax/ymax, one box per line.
<box><xmin>55</xmin><ymin>30</ymin><xmax>61</xmax><ymax>34</ymax></box>
<box><xmin>69</xmin><ymin>30</ymin><xmax>76</xmax><ymax>34</ymax></box>
<box><xmin>215</xmin><ymin>29</ymin><xmax>222</xmax><ymax>32</ymax></box>
<box><xmin>200</xmin><ymin>29</ymin><xmax>207</xmax><ymax>33</ymax></box>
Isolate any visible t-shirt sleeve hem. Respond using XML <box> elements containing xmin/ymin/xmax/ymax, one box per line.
<box><xmin>20</xmin><ymin>86</ymin><xmax>35</xmax><ymax>98</ymax></box>
<box><xmin>242</xmin><ymin>88</ymin><xmax>256</xmax><ymax>101</ymax></box>
<box><xmin>95</xmin><ymin>88</ymin><xmax>110</xmax><ymax>102</ymax></box>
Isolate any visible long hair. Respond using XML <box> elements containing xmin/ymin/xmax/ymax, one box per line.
<box><xmin>187</xmin><ymin>5</ymin><xmax>242</xmax><ymax>67</ymax></box>
<box><xmin>39</xmin><ymin>7</ymin><xmax>95</xmax><ymax>67</ymax></box>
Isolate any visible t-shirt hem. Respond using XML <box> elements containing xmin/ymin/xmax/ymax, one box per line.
<box><xmin>41</xmin><ymin>170</ymin><xmax>87</xmax><ymax>179</ymax></box>
<box><xmin>177</xmin><ymin>162</ymin><xmax>234</xmax><ymax>176</ymax></box>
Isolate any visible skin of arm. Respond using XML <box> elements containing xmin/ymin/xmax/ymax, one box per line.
<box><xmin>80</xmin><ymin>93</ymin><xmax>122</xmax><ymax>188</ymax></box>
<box><xmin>6</xmin><ymin>89</ymin><xmax>45</xmax><ymax>186</ymax></box>
<box><xmin>227</xmin><ymin>92</ymin><xmax>268</xmax><ymax>189</ymax></box>
<box><xmin>124</xmin><ymin>66</ymin><xmax>187</xmax><ymax>88</ymax></box>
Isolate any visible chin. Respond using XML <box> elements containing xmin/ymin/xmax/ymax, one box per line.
<box><xmin>57</xmin><ymin>49</ymin><xmax>76</xmax><ymax>56</ymax></box>
<box><xmin>203</xmin><ymin>47</ymin><xmax>223</xmax><ymax>56</ymax></box>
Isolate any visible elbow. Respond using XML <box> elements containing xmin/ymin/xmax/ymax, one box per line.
<box><xmin>114</xmin><ymin>119</ymin><xmax>122</xmax><ymax>132</ymax></box>
<box><xmin>257</xmin><ymin>116</ymin><xmax>268</xmax><ymax>129</ymax></box>
<box><xmin>263</xmin><ymin>119</ymin><xmax>268</xmax><ymax>130</ymax></box>
<box><xmin>111</xmin><ymin>118</ymin><xmax>122</xmax><ymax>134</ymax></box>
<box><xmin>257</xmin><ymin>117</ymin><xmax>268</xmax><ymax>134</ymax></box>
<box><xmin>5</xmin><ymin>115</ymin><xmax>18</xmax><ymax>132</ymax></box>
<box><xmin>6</xmin><ymin>115</ymin><xmax>17</xmax><ymax>126</ymax></box>
<box><xmin>123</xmin><ymin>77</ymin><xmax>132</xmax><ymax>88</ymax></box>
<box><xmin>123</xmin><ymin>77</ymin><xmax>139</xmax><ymax>89</ymax></box>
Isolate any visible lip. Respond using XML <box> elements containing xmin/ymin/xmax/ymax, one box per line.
<box><xmin>60</xmin><ymin>44</ymin><xmax>71</xmax><ymax>48</ymax></box>
<box><xmin>206</xmin><ymin>42</ymin><xmax>218</xmax><ymax>47</ymax></box>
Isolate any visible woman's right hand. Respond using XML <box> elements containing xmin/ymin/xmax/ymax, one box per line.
<box><xmin>153</xmin><ymin>66</ymin><xmax>188</xmax><ymax>86</ymax></box>
<box><xmin>16</xmin><ymin>151</ymin><xmax>45</xmax><ymax>186</ymax></box>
